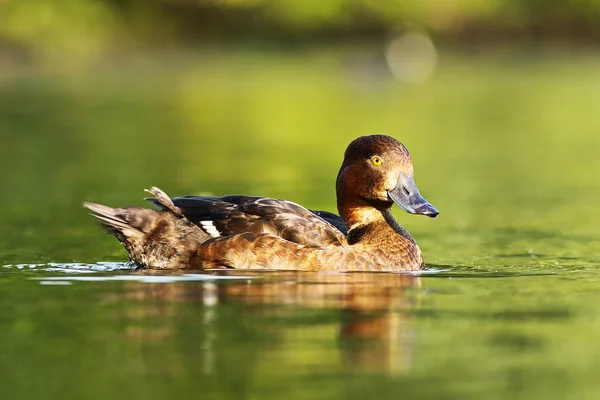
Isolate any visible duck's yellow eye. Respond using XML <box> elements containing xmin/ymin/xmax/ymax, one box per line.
<box><xmin>371</xmin><ymin>156</ymin><xmax>382</xmax><ymax>166</ymax></box>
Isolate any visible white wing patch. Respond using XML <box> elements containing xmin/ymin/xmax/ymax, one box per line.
<box><xmin>200</xmin><ymin>220</ymin><xmax>221</xmax><ymax>238</ymax></box>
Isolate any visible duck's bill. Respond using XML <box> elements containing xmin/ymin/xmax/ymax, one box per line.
<box><xmin>388</xmin><ymin>174</ymin><xmax>439</xmax><ymax>218</ymax></box>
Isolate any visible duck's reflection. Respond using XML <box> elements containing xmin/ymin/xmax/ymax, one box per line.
<box><xmin>112</xmin><ymin>271</ymin><xmax>421</xmax><ymax>375</ymax></box>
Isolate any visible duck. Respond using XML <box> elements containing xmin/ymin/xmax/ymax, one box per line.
<box><xmin>84</xmin><ymin>134</ymin><xmax>438</xmax><ymax>271</ymax></box>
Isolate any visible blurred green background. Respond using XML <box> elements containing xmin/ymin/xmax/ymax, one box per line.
<box><xmin>3</xmin><ymin>0</ymin><xmax>600</xmax><ymax>69</ymax></box>
<box><xmin>1</xmin><ymin>0</ymin><xmax>599</xmax><ymax>267</ymax></box>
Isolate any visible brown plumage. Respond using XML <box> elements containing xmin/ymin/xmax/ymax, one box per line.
<box><xmin>84</xmin><ymin>134</ymin><xmax>438</xmax><ymax>271</ymax></box>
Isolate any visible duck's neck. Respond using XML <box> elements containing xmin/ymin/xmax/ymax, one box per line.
<box><xmin>337</xmin><ymin>199</ymin><xmax>416</xmax><ymax>246</ymax></box>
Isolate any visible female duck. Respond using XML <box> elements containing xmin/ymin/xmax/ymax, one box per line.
<box><xmin>85</xmin><ymin>135</ymin><xmax>438</xmax><ymax>271</ymax></box>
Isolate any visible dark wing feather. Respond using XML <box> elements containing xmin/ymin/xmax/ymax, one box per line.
<box><xmin>309</xmin><ymin>210</ymin><xmax>348</xmax><ymax>235</ymax></box>
<box><xmin>148</xmin><ymin>195</ymin><xmax>347</xmax><ymax>247</ymax></box>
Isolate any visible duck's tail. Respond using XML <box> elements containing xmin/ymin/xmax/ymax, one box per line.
<box><xmin>84</xmin><ymin>202</ymin><xmax>154</xmax><ymax>243</ymax></box>
<box><xmin>84</xmin><ymin>187</ymin><xmax>209</xmax><ymax>269</ymax></box>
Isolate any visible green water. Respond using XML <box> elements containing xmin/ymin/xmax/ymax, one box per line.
<box><xmin>2</xmin><ymin>48</ymin><xmax>600</xmax><ymax>399</ymax></box>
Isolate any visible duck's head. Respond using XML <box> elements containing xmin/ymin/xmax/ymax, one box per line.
<box><xmin>336</xmin><ymin>135</ymin><xmax>439</xmax><ymax>218</ymax></box>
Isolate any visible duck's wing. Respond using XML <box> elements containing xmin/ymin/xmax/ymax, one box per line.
<box><xmin>309</xmin><ymin>210</ymin><xmax>348</xmax><ymax>235</ymax></box>
<box><xmin>147</xmin><ymin>193</ymin><xmax>347</xmax><ymax>247</ymax></box>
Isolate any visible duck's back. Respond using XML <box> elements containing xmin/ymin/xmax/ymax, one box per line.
<box><xmin>149</xmin><ymin>195</ymin><xmax>348</xmax><ymax>248</ymax></box>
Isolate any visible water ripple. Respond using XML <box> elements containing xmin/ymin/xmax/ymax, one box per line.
<box><xmin>3</xmin><ymin>262</ymin><xmax>131</xmax><ymax>273</ymax></box>
<box><xmin>33</xmin><ymin>274</ymin><xmax>259</xmax><ymax>284</ymax></box>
